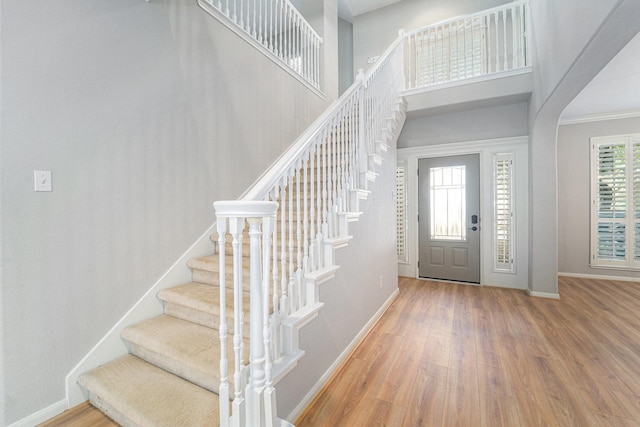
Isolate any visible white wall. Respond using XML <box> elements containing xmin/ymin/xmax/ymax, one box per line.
<box><xmin>352</xmin><ymin>0</ymin><xmax>510</xmax><ymax>73</ymax></box>
<box><xmin>0</xmin><ymin>0</ymin><xmax>329</xmax><ymax>423</ymax></box>
<box><xmin>558</xmin><ymin>116</ymin><xmax>640</xmax><ymax>279</ymax></box>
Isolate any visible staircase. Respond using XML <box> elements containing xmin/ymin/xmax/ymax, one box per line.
<box><xmin>73</xmin><ymin>1</ymin><xmax>530</xmax><ymax>424</ymax></box>
<box><xmin>77</xmin><ymin>49</ymin><xmax>406</xmax><ymax>425</ymax></box>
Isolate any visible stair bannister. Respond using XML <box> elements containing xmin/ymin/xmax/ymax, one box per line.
<box><xmin>198</xmin><ymin>0</ymin><xmax>323</xmax><ymax>93</ymax></box>
<box><xmin>215</xmin><ymin>201</ymin><xmax>279</xmax><ymax>427</ymax></box>
<box><xmin>215</xmin><ymin>28</ymin><xmax>406</xmax><ymax>427</ymax></box>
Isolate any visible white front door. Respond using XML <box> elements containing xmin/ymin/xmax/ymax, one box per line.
<box><xmin>418</xmin><ymin>154</ymin><xmax>480</xmax><ymax>283</ymax></box>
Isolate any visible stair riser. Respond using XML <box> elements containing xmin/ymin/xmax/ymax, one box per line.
<box><xmin>163</xmin><ymin>302</ymin><xmax>251</xmax><ymax>339</ymax></box>
<box><xmin>192</xmin><ymin>265</ymin><xmax>300</xmax><ymax>288</ymax></box>
<box><xmin>127</xmin><ymin>342</ymin><xmax>221</xmax><ymax>394</ymax></box>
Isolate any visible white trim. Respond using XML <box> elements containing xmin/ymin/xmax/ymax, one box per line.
<box><xmin>398</xmin><ymin>136</ymin><xmax>529</xmax><ymax>159</ymax></box>
<box><xmin>285</xmin><ymin>288</ymin><xmax>400</xmax><ymax>423</ymax></box>
<box><xmin>402</xmin><ymin>67</ymin><xmax>532</xmax><ymax>97</ymax></box>
<box><xmin>65</xmin><ymin>223</ymin><xmax>216</xmax><ymax>407</ymax></box>
<box><xmin>558</xmin><ymin>272</ymin><xmax>640</xmax><ymax>283</ymax></box>
<box><xmin>7</xmin><ymin>399</ymin><xmax>68</xmax><ymax>427</ymax></box>
<box><xmin>559</xmin><ymin>110</ymin><xmax>640</xmax><ymax>126</ymax></box>
<box><xmin>526</xmin><ymin>289</ymin><xmax>560</xmax><ymax>299</ymax></box>
<box><xmin>398</xmin><ymin>136</ymin><xmax>529</xmax><ymax>291</ymax></box>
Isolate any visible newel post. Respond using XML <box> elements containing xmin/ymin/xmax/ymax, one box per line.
<box><xmin>214</xmin><ymin>200</ymin><xmax>279</xmax><ymax>427</ymax></box>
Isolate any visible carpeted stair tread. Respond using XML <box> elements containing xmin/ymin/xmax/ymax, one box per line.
<box><xmin>121</xmin><ymin>314</ymin><xmax>248</xmax><ymax>393</ymax></box>
<box><xmin>158</xmin><ymin>282</ymin><xmax>250</xmax><ymax>334</ymax></box>
<box><xmin>78</xmin><ymin>354</ymin><xmax>219</xmax><ymax>427</ymax></box>
<box><xmin>188</xmin><ymin>255</ymin><xmax>252</xmax><ymax>287</ymax></box>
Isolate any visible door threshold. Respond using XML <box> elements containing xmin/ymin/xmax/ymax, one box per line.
<box><xmin>418</xmin><ymin>276</ymin><xmax>481</xmax><ymax>286</ymax></box>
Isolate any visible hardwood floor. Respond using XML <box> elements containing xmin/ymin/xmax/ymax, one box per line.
<box><xmin>41</xmin><ymin>276</ymin><xmax>640</xmax><ymax>426</ymax></box>
<box><xmin>296</xmin><ymin>276</ymin><xmax>640</xmax><ymax>427</ymax></box>
<box><xmin>38</xmin><ymin>402</ymin><xmax>118</xmax><ymax>427</ymax></box>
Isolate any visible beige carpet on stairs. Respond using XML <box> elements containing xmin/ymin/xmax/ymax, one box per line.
<box><xmin>78</xmin><ymin>355</ymin><xmax>219</xmax><ymax>427</ymax></box>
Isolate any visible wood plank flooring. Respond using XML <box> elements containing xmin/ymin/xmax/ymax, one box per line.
<box><xmin>296</xmin><ymin>276</ymin><xmax>640</xmax><ymax>427</ymax></box>
<box><xmin>41</xmin><ymin>276</ymin><xmax>640</xmax><ymax>426</ymax></box>
<box><xmin>38</xmin><ymin>402</ymin><xmax>118</xmax><ymax>427</ymax></box>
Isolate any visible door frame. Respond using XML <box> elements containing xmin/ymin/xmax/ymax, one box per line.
<box><xmin>397</xmin><ymin>136</ymin><xmax>529</xmax><ymax>290</ymax></box>
<box><xmin>418</xmin><ymin>154</ymin><xmax>481</xmax><ymax>283</ymax></box>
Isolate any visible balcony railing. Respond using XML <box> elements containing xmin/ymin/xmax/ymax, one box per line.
<box><xmin>199</xmin><ymin>0</ymin><xmax>323</xmax><ymax>93</ymax></box>
<box><xmin>404</xmin><ymin>0</ymin><xmax>530</xmax><ymax>90</ymax></box>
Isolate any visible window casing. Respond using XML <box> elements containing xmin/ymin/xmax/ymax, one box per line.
<box><xmin>396</xmin><ymin>164</ymin><xmax>408</xmax><ymax>263</ymax></box>
<box><xmin>590</xmin><ymin>134</ymin><xmax>640</xmax><ymax>269</ymax></box>
<box><xmin>493</xmin><ymin>153</ymin><xmax>514</xmax><ymax>272</ymax></box>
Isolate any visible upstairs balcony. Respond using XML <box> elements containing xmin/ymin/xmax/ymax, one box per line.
<box><xmin>400</xmin><ymin>0</ymin><xmax>532</xmax><ymax>115</ymax></box>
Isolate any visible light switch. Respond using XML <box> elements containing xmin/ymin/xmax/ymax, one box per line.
<box><xmin>34</xmin><ymin>170</ymin><xmax>52</xmax><ymax>192</ymax></box>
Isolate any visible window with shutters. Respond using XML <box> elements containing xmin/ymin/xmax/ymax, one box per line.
<box><xmin>590</xmin><ymin>134</ymin><xmax>640</xmax><ymax>269</ymax></box>
<box><xmin>415</xmin><ymin>17</ymin><xmax>486</xmax><ymax>87</ymax></box>
<box><xmin>494</xmin><ymin>153</ymin><xmax>514</xmax><ymax>272</ymax></box>
<box><xmin>396</xmin><ymin>164</ymin><xmax>408</xmax><ymax>263</ymax></box>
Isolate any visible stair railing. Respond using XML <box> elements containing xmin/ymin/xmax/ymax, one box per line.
<box><xmin>214</xmin><ymin>200</ymin><xmax>279</xmax><ymax>427</ymax></box>
<box><xmin>198</xmin><ymin>0</ymin><xmax>323</xmax><ymax>93</ymax></box>
<box><xmin>214</xmin><ymin>30</ymin><xmax>407</xmax><ymax>427</ymax></box>
<box><xmin>404</xmin><ymin>0</ymin><xmax>529</xmax><ymax>90</ymax></box>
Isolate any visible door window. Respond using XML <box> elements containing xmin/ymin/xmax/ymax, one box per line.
<box><xmin>429</xmin><ymin>165</ymin><xmax>466</xmax><ymax>241</ymax></box>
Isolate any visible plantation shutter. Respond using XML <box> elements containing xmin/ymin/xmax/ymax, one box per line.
<box><xmin>494</xmin><ymin>153</ymin><xmax>514</xmax><ymax>271</ymax></box>
<box><xmin>591</xmin><ymin>134</ymin><xmax>640</xmax><ymax>269</ymax></box>
<box><xmin>415</xmin><ymin>17</ymin><xmax>486</xmax><ymax>86</ymax></box>
<box><xmin>396</xmin><ymin>165</ymin><xmax>407</xmax><ymax>262</ymax></box>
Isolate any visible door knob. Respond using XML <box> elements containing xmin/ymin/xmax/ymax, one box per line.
<box><xmin>471</xmin><ymin>226</ymin><xmax>478</xmax><ymax>231</ymax></box>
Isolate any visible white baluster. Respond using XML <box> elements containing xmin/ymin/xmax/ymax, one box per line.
<box><xmin>261</xmin><ymin>213</ymin><xmax>277</xmax><ymax>427</ymax></box>
<box><xmin>216</xmin><ymin>219</ymin><xmax>230</xmax><ymax>427</ymax></box>
<box><xmin>269</xmin><ymin>0</ymin><xmax>273</xmax><ymax>51</ymax></box>
<box><xmin>303</xmin><ymin>153</ymin><xmax>309</xmax><ymax>275</ymax></box>
<box><xmin>230</xmin><ymin>216</ymin><xmax>245</xmax><ymax>427</ymax></box>
<box><xmin>295</xmin><ymin>165</ymin><xmax>302</xmax><ymax>308</ymax></box>
<box><xmin>246</xmin><ymin>216</ymin><xmax>264</xmax><ymax>427</ymax></box>
<box><xmin>321</xmin><ymin>129</ymin><xmax>328</xmax><ymax>256</ymax></box>
<box><xmin>287</xmin><ymin>170</ymin><xmax>295</xmax><ymax>310</ymax></box>
<box><xmin>279</xmin><ymin>179</ymin><xmax>288</xmax><ymax>316</ymax></box>
<box><xmin>502</xmin><ymin>10</ymin><xmax>507</xmax><ymax>71</ymax></box>
<box><xmin>270</xmin><ymin>189</ymin><xmax>280</xmax><ymax>360</ymax></box>
<box><xmin>309</xmin><ymin>143</ymin><xmax>316</xmax><ymax>271</ymax></box>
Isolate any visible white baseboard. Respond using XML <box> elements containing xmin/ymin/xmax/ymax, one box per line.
<box><xmin>65</xmin><ymin>224</ymin><xmax>215</xmax><ymax>407</ymax></box>
<box><xmin>559</xmin><ymin>272</ymin><xmax>640</xmax><ymax>283</ymax></box>
<box><xmin>7</xmin><ymin>399</ymin><xmax>67</xmax><ymax>427</ymax></box>
<box><xmin>285</xmin><ymin>288</ymin><xmax>400</xmax><ymax>422</ymax></box>
<box><xmin>526</xmin><ymin>289</ymin><xmax>560</xmax><ymax>299</ymax></box>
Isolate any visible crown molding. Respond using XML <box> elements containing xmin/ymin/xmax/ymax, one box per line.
<box><xmin>559</xmin><ymin>110</ymin><xmax>640</xmax><ymax>125</ymax></box>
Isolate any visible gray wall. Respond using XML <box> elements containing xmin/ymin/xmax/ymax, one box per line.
<box><xmin>352</xmin><ymin>0</ymin><xmax>510</xmax><ymax>72</ymax></box>
<box><xmin>526</xmin><ymin>0</ymin><xmax>640</xmax><ymax>295</ymax></box>
<box><xmin>398</xmin><ymin>102</ymin><xmax>529</xmax><ymax>148</ymax></box>
<box><xmin>0</xmin><ymin>0</ymin><xmax>329</xmax><ymax>423</ymax></box>
<box><xmin>301</xmin><ymin>0</ymin><xmax>340</xmax><ymax>100</ymax></box>
<box><xmin>558</xmin><ymin>117</ymin><xmax>640</xmax><ymax>279</ymax></box>
<box><xmin>338</xmin><ymin>18</ymin><xmax>354</xmax><ymax>95</ymax></box>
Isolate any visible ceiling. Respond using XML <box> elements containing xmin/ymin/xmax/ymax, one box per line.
<box><xmin>337</xmin><ymin>0</ymin><xmax>403</xmax><ymax>21</ymax></box>
<box><xmin>560</xmin><ymin>32</ymin><xmax>640</xmax><ymax>121</ymax></box>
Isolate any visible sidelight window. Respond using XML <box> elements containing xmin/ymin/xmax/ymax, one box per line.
<box><xmin>591</xmin><ymin>134</ymin><xmax>640</xmax><ymax>269</ymax></box>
